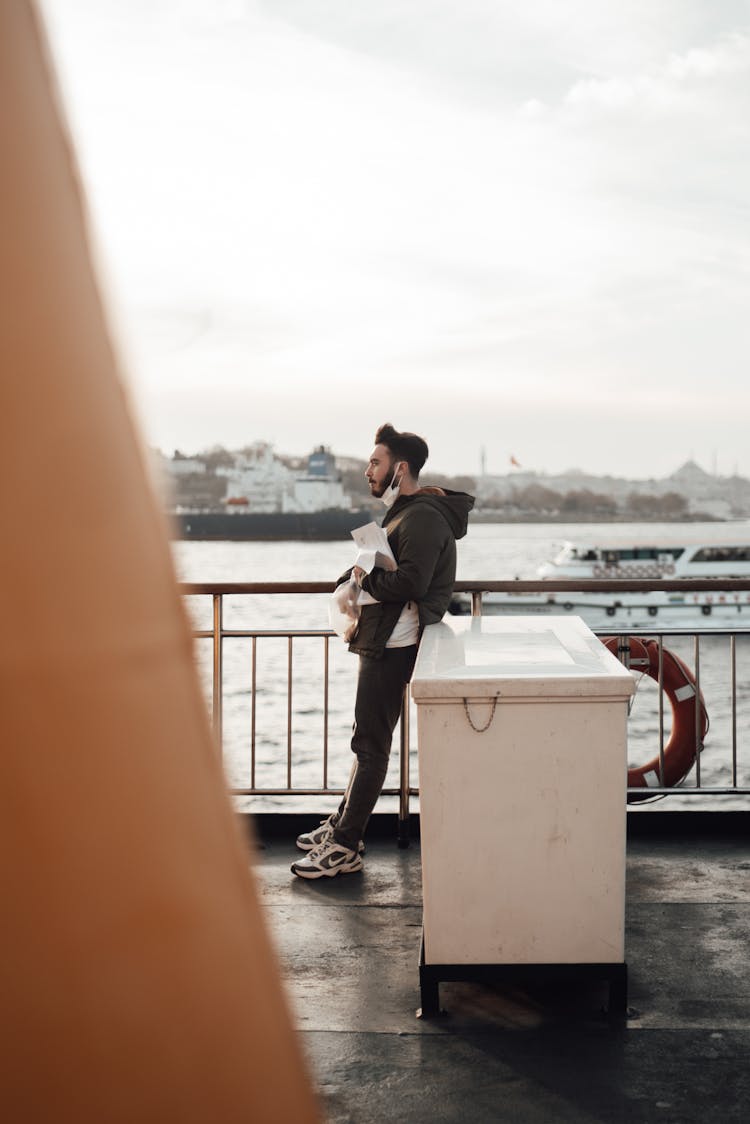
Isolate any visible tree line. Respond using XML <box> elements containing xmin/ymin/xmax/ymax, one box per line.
<box><xmin>483</xmin><ymin>483</ymin><xmax>689</xmax><ymax>518</ymax></box>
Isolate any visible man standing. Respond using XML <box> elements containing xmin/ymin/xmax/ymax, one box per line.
<box><xmin>292</xmin><ymin>423</ymin><xmax>474</xmax><ymax>879</ymax></box>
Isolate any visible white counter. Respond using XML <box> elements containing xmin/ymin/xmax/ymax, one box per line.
<box><xmin>412</xmin><ymin>616</ymin><xmax>634</xmax><ymax>968</ymax></box>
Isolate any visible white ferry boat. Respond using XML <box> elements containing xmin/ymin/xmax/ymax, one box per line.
<box><xmin>454</xmin><ymin>540</ymin><xmax>750</xmax><ymax>629</ymax></box>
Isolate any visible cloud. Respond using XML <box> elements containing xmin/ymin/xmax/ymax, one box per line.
<box><xmin>666</xmin><ymin>32</ymin><xmax>750</xmax><ymax>79</ymax></box>
<box><xmin>557</xmin><ymin>31</ymin><xmax>750</xmax><ymax>117</ymax></box>
<box><xmin>39</xmin><ymin>1</ymin><xmax>750</xmax><ymax>478</ymax></box>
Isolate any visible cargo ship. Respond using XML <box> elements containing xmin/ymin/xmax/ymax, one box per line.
<box><xmin>171</xmin><ymin>507</ymin><xmax>374</xmax><ymax>541</ymax></box>
<box><xmin>169</xmin><ymin>444</ymin><xmax>375</xmax><ymax>539</ymax></box>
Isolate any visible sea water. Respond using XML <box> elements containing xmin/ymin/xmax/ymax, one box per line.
<box><xmin>172</xmin><ymin>522</ymin><xmax>750</xmax><ymax>812</ymax></box>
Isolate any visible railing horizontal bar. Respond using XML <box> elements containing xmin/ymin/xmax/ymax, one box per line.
<box><xmin>182</xmin><ymin>582</ymin><xmax>334</xmax><ymax>594</ymax></box>
<box><xmin>193</xmin><ymin>626</ymin><xmax>750</xmax><ymax>641</ymax></box>
<box><xmin>454</xmin><ymin>580</ymin><xmax>750</xmax><ymax>593</ymax></box>
<box><xmin>194</xmin><ymin>629</ymin><xmax>335</xmax><ymax>639</ymax></box>
<box><xmin>626</xmin><ymin>787</ymin><xmax>750</xmax><ymax>796</ymax></box>
<box><xmin>181</xmin><ymin>579</ymin><xmax>750</xmax><ymax>595</ymax></box>
<box><xmin>229</xmin><ymin>786</ymin><xmax>750</xmax><ymax>797</ymax></box>
<box><xmin>230</xmin><ymin>787</ymin><xmax>403</xmax><ymax>797</ymax></box>
<box><xmin>593</xmin><ymin>629</ymin><xmax>750</xmax><ymax>638</ymax></box>
<box><xmin>397</xmin><ymin>787</ymin><xmax>749</xmax><ymax>798</ymax></box>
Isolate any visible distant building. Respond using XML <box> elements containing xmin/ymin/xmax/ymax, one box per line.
<box><xmin>218</xmin><ymin>443</ymin><xmax>291</xmax><ymax>513</ymax></box>
<box><xmin>218</xmin><ymin>444</ymin><xmax>350</xmax><ymax>514</ymax></box>
<box><xmin>167</xmin><ymin>455</ymin><xmax>207</xmax><ymax>477</ymax></box>
<box><xmin>282</xmin><ymin>446</ymin><xmax>350</xmax><ymax>513</ymax></box>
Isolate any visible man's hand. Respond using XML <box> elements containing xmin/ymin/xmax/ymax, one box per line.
<box><xmin>353</xmin><ymin>565</ymin><xmax>367</xmax><ymax>588</ymax></box>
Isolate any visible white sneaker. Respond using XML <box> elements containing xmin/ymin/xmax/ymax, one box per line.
<box><xmin>291</xmin><ymin>837</ymin><xmax>364</xmax><ymax>880</ymax></box>
<box><xmin>296</xmin><ymin>816</ymin><xmax>364</xmax><ymax>854</ymax></box>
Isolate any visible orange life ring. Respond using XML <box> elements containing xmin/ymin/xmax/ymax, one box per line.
<box><xmin>602</xmin><ymin>636</ymin><xmax>708</xmax><ymax>801</ymax></box>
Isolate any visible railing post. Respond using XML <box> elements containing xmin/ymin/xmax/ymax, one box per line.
<box><xmin>398</xmin><ymin>685</ymin><xmax>411</xmax><ymax>848</ymax></box>
<box><xmin>250</xmin><ymin>635</ymin><xmax>256</xmax><ymax>788</ymax></box>
<box><xmin>212</xmin><ymin>593</ymin><xmax>223</xmax><ymax>750</ymax></box>
<box><xmin>693</xmin><ymin>634</ymin><xmax>702</xmax><ymax>787</ymax></box>
<box><xmin>657</xmin><ymin>635</ymin><xmax>665</xmax><ymax>784</ymax></box>
<box><xmin>323</xmin><ymin>634</ymin><xmax>330</xmax><ymax>790</ymax></box>
<box><xmin>730</xmin><ymin>634</ymin><xmax>738</xmax><ymax>786</ymax></box>
<box><xmin>287</xmin><ymin>635</ymin><xmax>294</xmax><ymax>789</ymax></box>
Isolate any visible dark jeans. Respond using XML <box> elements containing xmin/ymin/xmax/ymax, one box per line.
<box><xmin>333</xmin><ymin>646</ymin><xmax>418</xmax><ymax>851</ymax></box>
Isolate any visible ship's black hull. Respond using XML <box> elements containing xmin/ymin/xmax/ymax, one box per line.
<box><xmin>170</xmin><ymin>509</ymin><xmax>374</xmax><ymax>541</ymax></box>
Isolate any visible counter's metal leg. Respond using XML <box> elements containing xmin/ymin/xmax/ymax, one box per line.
<box><xmin>418</xmin><ymin>973</ymin><xmax>440</xmax><ymax>1019</ymax></box>
<box><xmin>397</xmin><ymin>685</ymin><xmax>411</xmax><ymax>849</ymax></box>
<box><xmin>608</xmin><ymin>963</ymin><xmax>628</xmax><ymax>1016</ymax></box>
<box><xmin>417</xmin><ymin>933</ymin><xmax>441</xmax><ymax>1018</ymax></box>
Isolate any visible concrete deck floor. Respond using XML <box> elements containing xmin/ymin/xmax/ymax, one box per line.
<box><xmin>251</xmin><ymin>817</ymin><xmax>750</xmax><ymax>1124</ymax></box>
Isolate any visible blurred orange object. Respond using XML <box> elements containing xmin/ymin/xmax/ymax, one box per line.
<box><xmin>0</xmin><ymin>3</ymin><xmax>319</xmax><ymax>1121</ymax></box>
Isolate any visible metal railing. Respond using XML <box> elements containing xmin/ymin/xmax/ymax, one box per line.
<box><xmin>181</xmin><ymin>579</ymin><xmax>750</xmax><ymax>833</ymax></box>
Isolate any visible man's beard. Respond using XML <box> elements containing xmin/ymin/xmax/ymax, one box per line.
<box><xmin>370</xmin><ymin>466</ymin><xmax>395</xmax><ymax>498</ymax></box>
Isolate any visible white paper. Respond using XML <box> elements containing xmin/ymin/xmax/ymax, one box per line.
<box><xmin>351</xmin><ymin>522</ymin><xmax>397</xmax><ymax>574</ymax></box>
<box><xmin>350</xmin><ymin>522</ymin><xmax>397</xmax><ymax>606</ymax></box>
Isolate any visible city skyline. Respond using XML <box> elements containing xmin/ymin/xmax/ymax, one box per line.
<box><xmin>41</xmin><ymin>1</ymin><xmax>750</xmax><ymax>479</ymax></box>
<box><xmin>163</xmin><ymin>439</ymin><xmax>744</xmax><ymax>486</ymax></box>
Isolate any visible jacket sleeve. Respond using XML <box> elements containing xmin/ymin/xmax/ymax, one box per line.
<box><xmin>336</xmin><ymin>566</ymin><xmax>354</xmax><ymax>587</ymax></box>
<box><xmin>361</xmin><ymin>508</ymin><xmax>447</xmax><ymax>603</ymax></box>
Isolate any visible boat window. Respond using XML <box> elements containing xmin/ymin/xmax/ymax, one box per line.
<box><xmin>618</xmin><ymin>547</ymin><xmax>685</xmax><ymax>561</ymax></box>
<box><xmin>691</xmin><ymin>546</ymin><xmax>750</xmax><ymax>563</ymax></box>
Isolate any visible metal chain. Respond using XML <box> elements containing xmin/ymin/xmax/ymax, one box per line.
<box><xmin>463</xmin><ymin>696</ymin><xmax>498</xmax><ymax>733</ymax></box>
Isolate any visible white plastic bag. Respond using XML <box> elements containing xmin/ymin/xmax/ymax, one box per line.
<box><xmin>328</xmin><ymin>576</ymin><xmax>362</xmax><ymax>642</ymax></box>
<box><xmin>329</xmin><ymin>522</ymin><xmax>398</xmax><ymax>641</ymax></box>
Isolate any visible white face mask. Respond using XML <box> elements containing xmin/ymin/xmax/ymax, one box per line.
<box><xmin>380</xmin><ymin>464</ymin><xmax>403</xmax><ymax>509</ymax></box>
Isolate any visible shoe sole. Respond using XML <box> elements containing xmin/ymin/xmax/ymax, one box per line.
<box><xmin>296</xmin><ymin>837</ymin><xmax>365</xmax><ymax>854</ymax></box>
<box><xmin>291</xmin><ymin>858</ymin><xmax>363</xmax><ymax>880</ymax></box>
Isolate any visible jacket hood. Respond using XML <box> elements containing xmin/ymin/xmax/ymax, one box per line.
<box><xmin>386</xmin><ymin>488</ymin><xmax>475</xmax><ymax>540</ymax></box>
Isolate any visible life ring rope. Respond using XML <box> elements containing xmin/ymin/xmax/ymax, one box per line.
<box><xmin>602</xmin><ymin>636</ymin><xmax>709</xmax><ymax>802</ymax></box>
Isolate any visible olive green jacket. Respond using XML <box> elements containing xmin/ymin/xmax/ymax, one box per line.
<box><xmin>340</xmin><ymin>489</ymin><xmax>474</xmax><ymax>659</ymax></box>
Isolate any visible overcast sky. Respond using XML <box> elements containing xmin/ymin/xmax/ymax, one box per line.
<box><xmin>40</xmin><ymin>0</ymin><xmax>750</xmax><ymax>479</ymax></box>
